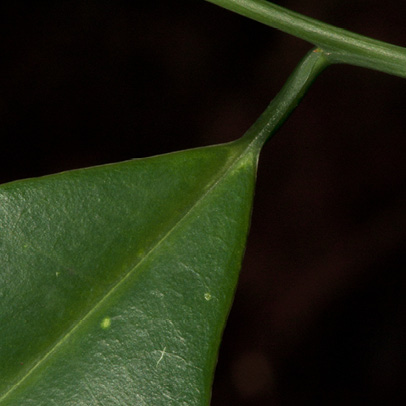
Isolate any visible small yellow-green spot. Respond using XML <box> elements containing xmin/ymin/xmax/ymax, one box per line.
<box><xmin>55</xmin><ymin>272</ymin><xmax>60</xmax><ymax>277</ymax></box>
<box><xmin>204</xmin><ymin>293</ymin><xmax>212</xmax><ymax>301</ymax></box>
<box><xmin>100</xmin><ymin>317</ymin><xmax>111</xmax><ymax>329</ymax></box>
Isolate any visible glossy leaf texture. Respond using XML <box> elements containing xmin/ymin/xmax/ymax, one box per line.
<box><xmin>0</xmin><ymin>136</ymin><xmax>259</xmax><ymax>405</ymax></box>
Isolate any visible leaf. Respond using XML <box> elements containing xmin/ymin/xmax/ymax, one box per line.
<box><xmin>0</xmin><ymin>136</ymin><xmax>259</xmax><ymax>405</ymax></box>
<box><xmin>0</xmin><ymin>46</ymin><xmax>327</xmax><ymax>405</ymax></box>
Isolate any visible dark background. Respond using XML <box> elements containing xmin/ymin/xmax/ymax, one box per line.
<box><xmin>1</xmin><ymin>0</ymin><xmax>405</xmax><ymax>404</ymax></box>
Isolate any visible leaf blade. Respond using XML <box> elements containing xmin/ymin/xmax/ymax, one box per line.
<box><xmin>0</xmin><ymin>139</ymin><xmax>258</xmax><ymax>405</ymax></box>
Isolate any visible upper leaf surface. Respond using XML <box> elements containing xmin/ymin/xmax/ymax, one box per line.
<box><xmin>0</xmin><ymin>137</ymin><xmax>259</xmax><ymax>405</ymax></box>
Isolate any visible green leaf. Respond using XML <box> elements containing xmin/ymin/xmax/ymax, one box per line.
<box><xmin>0</xmin><ymin>48</ymin><xmax>327</xmax><ymax>405</ymax></box>
<box><xmin>0</xmin><ymin>137</ymin><xmax>259</xmax><ymax>405</ymax></box>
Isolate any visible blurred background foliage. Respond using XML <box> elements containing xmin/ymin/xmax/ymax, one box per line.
<box><xmin>1</xmin><ymin>1</ymin><xmax>405</xmax><ymax>404</ymax></box>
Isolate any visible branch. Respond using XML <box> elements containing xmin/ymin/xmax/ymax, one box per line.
<box><xmin>205</xmin><ymin>0</ymin><xmax>406</xmax><ymax>78</ymax></box>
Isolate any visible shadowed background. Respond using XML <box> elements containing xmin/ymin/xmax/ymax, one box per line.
<box><xmin>1</xmin><ymin>0</ymin><xmax>405</xmax><ymax>404</ymax></box>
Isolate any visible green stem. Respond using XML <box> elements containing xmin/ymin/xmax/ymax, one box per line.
<box><xmin>241</xmin><ymin>47</ymin><xmax>329</xmax><ymax>149</ymax></box>
<box><xmin>205</xmin><ymin>0</ymin><xmax>406</xmax><ymax>78</ymax></box>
